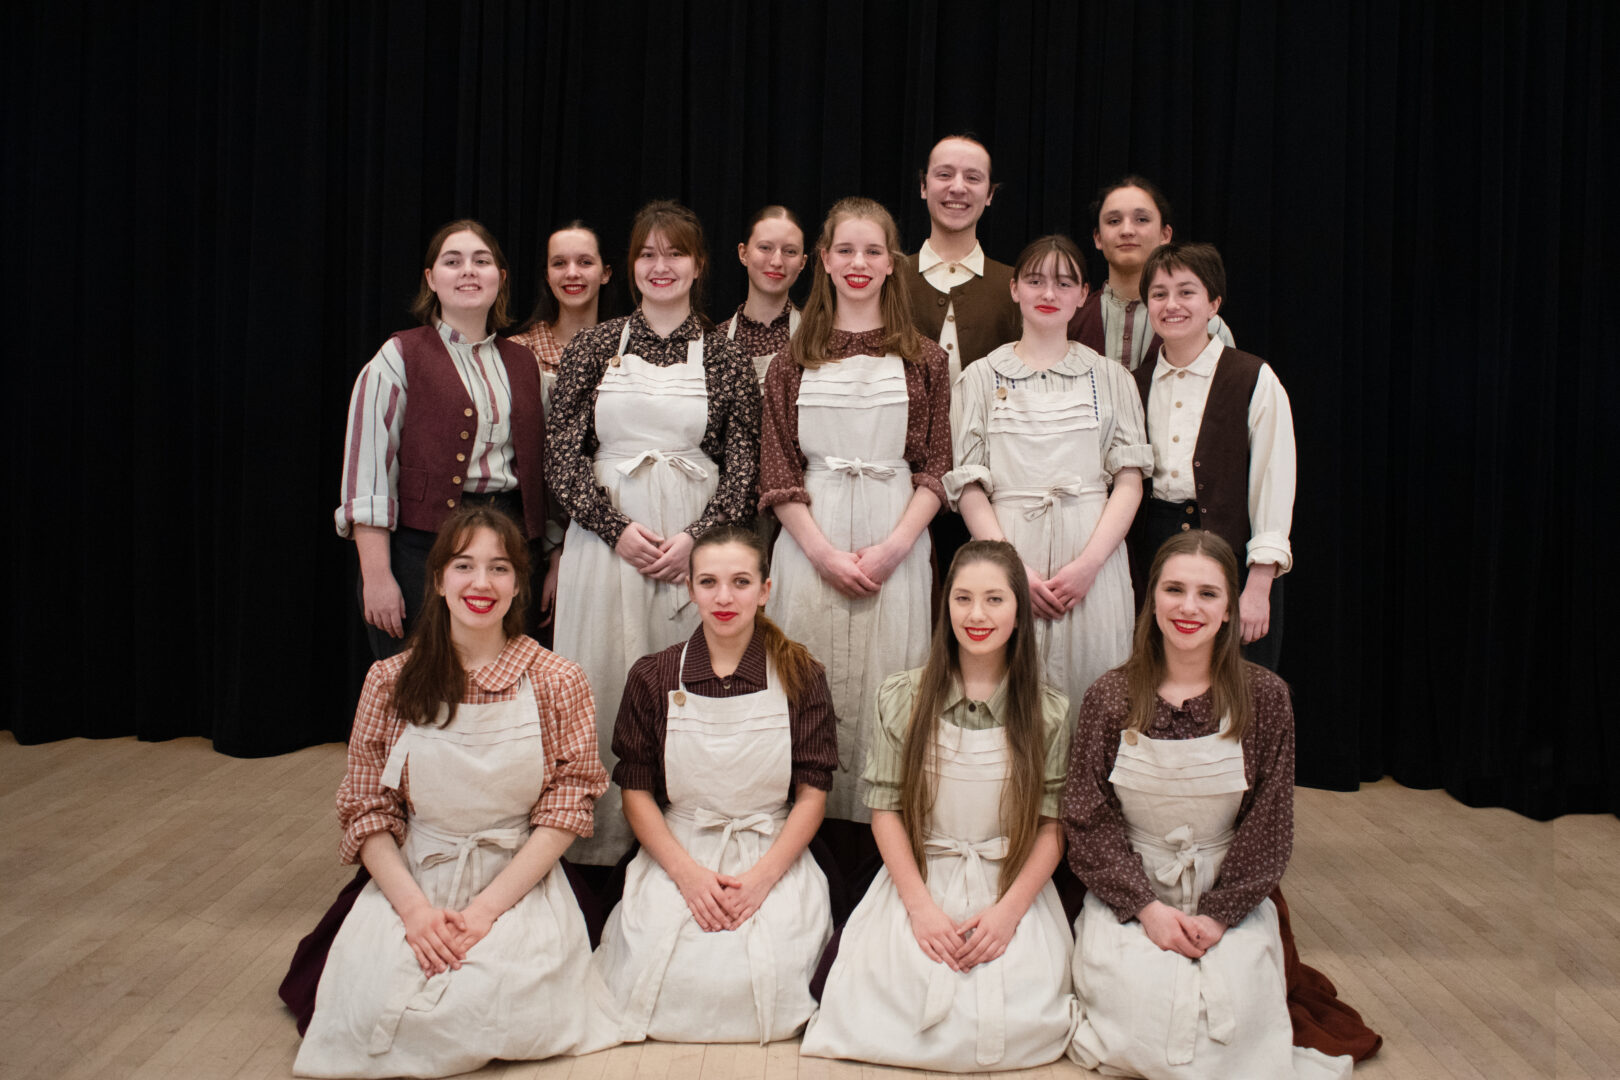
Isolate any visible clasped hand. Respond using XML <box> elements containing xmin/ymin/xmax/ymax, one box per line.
<box><xmin>674</xmin><ymin>863</ymin><xmax>776</xmax><ymax>932</ymax></box>
<box><xmin>615</xmin><ymin>522</ymin><xmax>693</xmax><ymax>583</ymax></box>
<box><xmin>402</xmin><ymin>903</ymin><xmax>498</xmax><ymax>976</ymax></box>
<box><xmin>908</xmin><ymin>898</ymin><xmax>1021</xmax><ymax>972</ymax></box>
<box><xmin>1138</xmin><ymin>899</ymin><xmax>1227</xmax><ymax>959</ymax></box>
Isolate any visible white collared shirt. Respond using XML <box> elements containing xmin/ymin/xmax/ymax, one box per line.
<box><xmin>1146</xmin><ymin>335</ymin><xmax>1294</xmax><ymax>572</ymax></box>
<box><xmin>917</xmin><ymin>239</ymin><xmax>986</xmax><ymax>384</ymax></box>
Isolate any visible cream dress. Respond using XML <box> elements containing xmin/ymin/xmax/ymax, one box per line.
<box><xmin>765</xmin><ymin>353</ymin><xmax>931</xmax><ymax>822</ymax></box>
<box><xmin>555</xmin><ymin>322</ymin><xmax>715</xmax><ymax>864</ymax></box>
<box><xmin>800</xmin><ymin>673</ymin><xmax>1075</xmax><ymax>1072</ymax></box>
<box><xmin>1068</xmin><ymin>720</ymin><xmax>1352</xmax><ymax>1079</ymax></box>
<box><xmin>946</xmin><ymin>341</ymin><xmax>1150</xmax><ymax>711</ymax></box>
<box><xmin>294</xmin><ymin>680</ymin><xmax>612</xmax><ymax>1078</ymax></box>
<box><xmin>588</xmin><ymin>641</ymin><xmax>832</xmax><ymax>1043</ymax></box>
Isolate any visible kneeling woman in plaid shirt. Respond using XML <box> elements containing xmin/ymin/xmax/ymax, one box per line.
<box><xmin>294</xmin><ymin>505</ymin><xmax>618</xmax><ymax>1078</ymax></box>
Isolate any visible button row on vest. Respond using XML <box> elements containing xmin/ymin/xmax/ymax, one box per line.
<box><xmin>452</xmin><ymin>476</ymin><xmax>462</xmax><ymax>485</ymax></box>
<box><xmin>461</xmin><ymin>431</ymin><xmax>470</xmax><ymax>440</ymax></box>
<box><xmin>464</xmin><ymin>407</ymin><xmax>474</xmax><ymax>417</ymax></box>
<box><xmin>457</xmin><ymin>453</ymin><xmax>466</xmax><ymax>462</ymax></box>
<box><xmin>446</xmin><ymin>499</ymin><xmax>456</xmax><ymax>509</ymax></box>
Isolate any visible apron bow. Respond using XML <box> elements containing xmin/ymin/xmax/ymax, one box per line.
<box><xmin>822</xmin><ymin>455</ymin><xmax>899</xmax><ymax>480</ymax></box>
<box><xmin>614</xmin><ymin>448</ymin><xmax>710</xmax><ymax>481</ymax></box>
<box><xmin>917</xmin><ymin>835</ymin><xmax>1010</xmax><ymax>1066</ymax></box>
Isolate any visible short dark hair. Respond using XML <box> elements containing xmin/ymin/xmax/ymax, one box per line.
<box><xmin>1141</xmin><ymin>241</ymin><xmax>1226</xmax><ymax>306</ymax></box>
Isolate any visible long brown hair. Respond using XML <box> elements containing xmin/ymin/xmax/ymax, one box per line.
<box><xmin>511</xmin><ymin>219</ymin><xmax>617</xmax><ymax>334</ymax></box>
<box><xmin>687</xmin><ymin>525</ymin><xmax>819</xmax><ymax>705</ymax></box>
<box><xmin>389</xmin><ymin>506</ymin><xmax>531</xmax><ymax>727</ymax></box>
<box><xmin>791</xmin><ymin>197</ymin><xmax>927</xmax><ymax>369</ymax></box>
<box><xmin>410</xmin><ymin>219</ymin><xmax>513</xmax><ymax>334</ymax></box>
<box><xmin>899</xmin><ymin>540</ymin><xmax>1047</xmax><ymax>896</ymax></box>
<box><xmin>1124</xmin><ymin>530</ymin><xmax>1253</xmax><ymax>741</ymax></box>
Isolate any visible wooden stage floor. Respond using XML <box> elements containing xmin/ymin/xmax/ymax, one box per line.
<box><xmin>1</xmin><ymin>732</ymin><xmax>1614</xmax><ymax>1079</ymax></box>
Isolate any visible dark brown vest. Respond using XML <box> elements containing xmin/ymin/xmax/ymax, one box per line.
<box><xmin>1133</xmin><ymin>347</ymin><xmax>1264</xmax><ymax>560</ymax></box>
<box><xmin>901</xmin><ymin>252</ymin><xmax>1020</xmax><ymax>369</ymax></box>
<box><xmin>394</xmin><ymin>326</ymin><xmax>547</xmax><ymax>538</ymax></box>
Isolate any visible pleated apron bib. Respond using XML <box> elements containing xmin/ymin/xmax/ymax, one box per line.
<box><xmin>556</xmin><ymin>322</ymin><xmax>716</xmax><ymax>865</ymax></box>
<box><xmin>764</xmin><ymin>353</ymin><xmax>930</xmax><ymax>822</ymax></box>
<box><xmin>1068</xmin><ymin>720</ymin><xmax>1351</xmax><ymax>1079</ymax></box>
<box><xmin>801</xmin><ymin>721</ymin><xmax>1075</xmax><ymax>1071</ymax></box>
<box><xmin>589</xmin><ymin>640</ymin><xmax>832</xmax><ymax>1043</ymax></box>
<box><xmin>295</xmin><ymin>679</ymin><xmax>609</xmax><ymax>1078</ymax></box>
<box><xmin>986</xmin><ymin>367</ymin><xmax>1134</xmax><ymax>708</ymax></box>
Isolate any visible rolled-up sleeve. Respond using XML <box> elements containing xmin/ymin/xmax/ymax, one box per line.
<box><xmin>759</xmin><ymin>353</ymin><xmax>810</xmax><ymax>510</ymax></box>
<box><xmin>943</xmin><ymin>362</ymin><xmax>995</xmax><ymax>508</ymax></box>
<box><xmin>610</xmin><ymin>654</ymin><xmax>668</xmax><ymax>798</ymax></box>
<box><xmin>790</xmin><ymin>663</ymin><xmax>839</xmax><ymax>792</ymax></box>
<box><xmin>335</xmin><ymin>660</ymin><xmax>409</xmax><ymax>863</ymax></box>
<box><xmin>532</xmin><ymin>658</ymin><xmax>609</xmax><ymax>837</ymax></box>
<box><xmin>1246</xmin><ymin>364</ymin><xmax>1295</xmax><ymax>573</ymax></box>
<box><xmin>335</xmin><ymin>338</ymin><xmax>408</xmax><ymax>537</ymax></box>
<box><xmin>1100</xmin><ymin>359</ymin><xmax>1154</xmax><ymax>477</ymax></box>
<box><xmin>862</xmin><ymin>670</ymin><xmax>920</xmax><ymax>812</ymax></box>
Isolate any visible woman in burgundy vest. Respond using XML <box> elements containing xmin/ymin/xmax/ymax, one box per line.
<box><xmin>334</xmin><ymin>219</ymin><xmax>551</xmax><ymax>661</ymax></box>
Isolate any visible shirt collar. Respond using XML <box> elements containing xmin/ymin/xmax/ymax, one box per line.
<box><xmin>467</xmin><ymin>636</ymin><xmax>540</xmax><ymax>693</ymax></box>
<box><xmin>940</xmin><ymin>674</ymin><xmax>1010</xmax><ymax>722</ymax></box>
<box><xmin>437</xmin><ymin>319</ymin><xmax>497</xmax><ymax>347</ymax></box>
<box><xmin>989</xmin><ymin>341</ymin><xmax>1099</xmax><ymax>381</ymax></box>
<box><xmin>733</xmin><ymin>300</ymin><xmax>793</xmax><ymax>332</ymax></box>
<box><xmin>1152</xmin><ymin>332</ymin><xmax>1225</xmax><ymax>380</ymax></box>
<box><xmin>629</xmin><ymin>307</ymin><xmax>702</xmax><ymax>344</ymax></box>
<box><xmin>679</xmin><ymin>628</ymin><xmax>768</xmax><ymax>688</ymax></box>
<box><xmin>917</xmin><ymin>239</ymin><xmax>986</xmax><ymax>278</ymax></box>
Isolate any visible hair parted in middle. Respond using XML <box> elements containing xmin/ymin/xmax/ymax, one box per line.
<box><xmin>898</xmin><ymin>539</ymin><xmax>1048</xmax><ymax>898</ymax></box>
<box><xmin>388</xmin><ymin>504</ymin><xmax>531</xmax><ymax>729</ymax></box>
<box><xmin>626</xmin><ymin>199</ymin><xmax>712</xmax><ymax>327</ymax></box>
<box><xmin>1012</xmin><ymin>233</ymin><xmax>1091</xmax><ymax>290</ymax></box>
<box><xmin>790</xmin><ymin>196</ymin><xmax>928</xmax><ymax>370</ymax></box>
<box><xmin>411</xmin><ymin>218</ymin><xmax>514</xmax><ymax>334</ymax></box>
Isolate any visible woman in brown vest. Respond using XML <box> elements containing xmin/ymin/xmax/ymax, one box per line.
<box><xmin>335</xmin><ymin>219</ymin><xmax>552</xmax><ymax>661</ymax></box>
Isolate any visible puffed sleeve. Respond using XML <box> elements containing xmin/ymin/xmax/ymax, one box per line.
<box><xmin>759</xmin><ymin>352</ymin><xmax>810</xmax><ymax>510</ymax></box>
<box><xmin>335</xmin><ymin>659</ymin><xmax>408</xmax><ymax>863</ymax></box>
<box><xmin>546</xmin><ymin>321</ymin><xmax>631</xmax><ymax>546</ymax></box>
<box><xmin>1038</xmin><ymin>684</ymin><xmax>1072</xmax><ymax>818</ymax></box>
<box><xmin>862</xmin><ymin>669</ymin><xmax>923</xmax><ymax>811</ymax></box>
<box><xmin>789</xmin><ymin>660</ymin><xmax>839</xmax><ymax>792</ymax></box>
<box><xmin>1061</xmin><ymin>671</ymin><xmax>1159</xmax><ymax>922</ymax></box>
<box><xmin>1097</xmin><ymin>352</ymin><xmax>1153</xmax><ymax>477</ymax></box>
<box><xmin>687</xmin><ymin>336</ymin><xmax>762</xmax><ymax>538</ymax></box>
<box><xmin>611</xmin><ymin>652</ymin><xmax>669</xmax><ymax>799</ymax></box>
<box><xmin>530</xmin><ymin>655</ymin><xmax>610</xmax><ymax>837</ymax></box>
<box><xmin>908</xmin><ymin>343</ymin><xmax>952</xmax><ymax>504</ymax></box>
<box><xmin>1197</xmin><ymin>667</ymin><xmax>1295</xmax><ymax>926</ymax></box>
<box><xmin>335</xmin><ymin>336</ymin><xmax>409</xmax><ymax>537</ymax></box>
<box><xmin>943</xmin><ymin>360</ymin><xmax>996</xmax><ymax>508</ymax></box>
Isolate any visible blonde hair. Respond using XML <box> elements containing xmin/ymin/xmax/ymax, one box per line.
<box><xmin>790</xmin><ymin>197</ymin><xmax>927</xmax><ymax>370</ymax></box>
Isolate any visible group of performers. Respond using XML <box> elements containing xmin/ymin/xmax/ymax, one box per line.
<box><xmin>290</xmin><ymin>135</ymin><xmax>1377</xmax><ymax>1078</ymax></box>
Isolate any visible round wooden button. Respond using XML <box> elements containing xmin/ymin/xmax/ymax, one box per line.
<box><xmin>996</xmin><ymin>386</ymin><xmax>1008</xmax><ymax>400</ymax></box>
<box><xmin>1124</xmin><ymin>729</ymin><xmax>1139</xmax><ymax>745</ymax></box>
<box><xmin>610</xmin><ymin>355</ymin><xmax>622</xmax><ymax>367</ymax></box>
<box><xmin>672</xmin><ymin>690</ymin><xmax>686</xmax><ymax>706</ymax></box>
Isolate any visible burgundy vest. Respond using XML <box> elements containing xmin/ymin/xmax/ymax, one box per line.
<box><xmin>901</xmin><ymin>253</ymin><xmax>1021</xmax><ymax>369</ymax></box>
<box><xmin>1068</xmin><ymin>287</ymin><xmax>1164</xmax><ymax>369</ymax></box>
<box><xmin>1133</xmin><ymin>347</ymin><xmax>1264</xmax><ymax>561</ymax></box>
<box><xmin>394</xmin><ymin>326</ymin><xmax>547</xmax><ymax>539</ymax></box>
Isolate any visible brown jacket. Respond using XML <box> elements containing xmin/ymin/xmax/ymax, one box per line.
<box><xmin>900</xmin><ymin>252</ymin><xmax>1020</xmax><ymax>370</ymax></box>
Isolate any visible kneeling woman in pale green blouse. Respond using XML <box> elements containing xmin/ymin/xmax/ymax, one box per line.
<box><xmin>800</xmin><ymin>540</ymin><xmax>1074</xmax><ymax>1072</ymax></box>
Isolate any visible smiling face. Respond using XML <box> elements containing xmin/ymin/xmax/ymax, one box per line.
<box><xmin>634</xmin><ymin>227</ymin><xmax>697</xmax><ymax>308</ymax></box>
<box><xmin>437</xmin><ymin>526</ymin><xmax>517</xmax><ymax>636</ymax></box>
<box><xmin>546</xmin><ymin>227</ymin><xmax>609</xmax><ymax>314</ymax></box>
<box><xmin>821</xmin><ymin>216</ymin><xmax>893</xmax><ymax>306</ymax></box>
<box><xmin>920</xmin><ymin>137</ymin><xmax>994</xmax><ymax>237</ymax></box>
<box><xmin>687</xmin><ymin>540</ymin><xmax>770</xmax><ymax>645</ymax></box>
<box><xmin>1153</xmin><ymin>552</ymin><xmax>1231</xmax><ymax>657</ymax></box>
<box><xmin>1010</xmin><ymin>251</ymin><xmax>1088</xmax><ymax>330</ymax></box>
<box><xmin>1145</xmin><ymin>264</ymin><xmax>1222</xmax><ymax>358</ymax></box>
<box><xmin>1094</xmin><ymin>185</ymin><xmax>1172</xmax><ymax>274</ymax></box>
<box><xmin>424</xmin><ymin>229</ymin><xmax>504</xmax><ymax>327</ymax></box>
<box><xmin>738</xmin><ymin>216</ymin><xmax>806</xmax><ymax>302</ymax></box>
<box><xmin>948</xmin><ymin>558</ymin><xmax>1018</xmax><ymax>659</ymax></box>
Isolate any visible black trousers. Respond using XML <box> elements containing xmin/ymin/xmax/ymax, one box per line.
<box><xmin>1129</xmin><ymin>498</ymin><xmax>1285</xmax><ymax>672</ymax></box>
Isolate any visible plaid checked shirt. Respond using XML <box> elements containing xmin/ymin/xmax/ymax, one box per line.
<box><xmin>334</xmin><ymin>636</ymin><xmax>608</xmax><ymax>863</ymax></box>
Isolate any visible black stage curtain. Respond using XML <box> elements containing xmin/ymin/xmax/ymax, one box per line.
<box><xmin>4</xmin><ymin>2</ymin><xmax>1613</xmax><ymax>817</ymax></box>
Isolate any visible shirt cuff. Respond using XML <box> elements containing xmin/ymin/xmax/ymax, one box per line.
<box><xmin>1105</xmin><ymin>443</ymin><xmax>1154</xmax><ymax>476</ymax></box>
<box><xmin>942</xmin><ymin>465</ymin><xmax>994</xmax><ymax>510</ymax></box>
<box><xmin>760</xmin><ymin>486</ymin><xmax>811</xmax><ymax>512</ymax></box>
<box><xmin>910</xmin><ymin>472</ymin><xmax>947</xmax><ymax>505</ymax></box>
<box><xmin>1245</xmin><ymin>534</ymin><xmax>1292</xmax><ymax>575</ymax></box>
<box><xmin>531</xmin><ymin>799</ymin><xmax>598</xmax><ymax>839</ymax></box>
<box><xmin>339</xmin><ymin>811</ymin><xmax>405</xmax><ymax>864</ymax></box>
<box><xmin>791</xmin><ymin>765</ymin><xmax>835</xmax><ymax>793</ymax></box>
<box><xmin>336</xmin><ymin>497</ymin><xmax>396</xmax><ymax>539</ymax></box>
<box><xmin>613</xmin><ymin>759</ymin><xmax>662</xmax><ymax>792</ymax></box>
<box><xmin>863</xmin><ymin>781</ymin><xmax>901</xmax><ymax>812</ymax></box>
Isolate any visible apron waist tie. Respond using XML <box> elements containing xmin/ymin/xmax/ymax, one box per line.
<box><xmin>992</xmin><ymin>481</ymin><xmax>1106</xmax><ymax>520</ymax></box>
<box><xmin>807</xmin><ymin>456</ymin><xmax>908</xmax><ymax>480</ymax></box>
<box><xmin>367</xmin><ymin>822</ymin><xmax>529</xmax><ymax>1055</ymax></box>
<box><xmin>918</xmin><ymin>835</ymin><xmax>1010</xmax><ymax>1067</ymax></box>
<box><xmin>1125</xmin><ymin>822</ymin><xmax>1233</xmax><ymax>915</ymax></box>
<box><xmin>609</xmin><ymin>447</ymin><xmax>710</xmax><ymax>481</ymax></box>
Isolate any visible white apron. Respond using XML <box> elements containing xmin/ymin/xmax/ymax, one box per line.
<box><xmin>986</xmin><ymin>365</ymin><xmax>1133</xmax><ymax>708</ymax></box>
<box><xmin>801</xmin><ymin>722</ymin><xmax>1075</xmax><ymax>1072</ymax></box>
<box><xmin>588</xmin><ymin>640</ymin><xmax>832</xmax><ymax>1043</ymax></box>
<box><xmin>1068</xmin><ymin>721</ymin><xmax>1352</xmax><ymax>1079</ymax></box>
<box><xmin>729</xmin><ymin>306</ymin><xmax>801</xmax><ymax>385</ymax></box>
<box><xmin>295</xmin><ymin>680</ymin><xmax>610</xmax><ymax>1079</ymax></box>
<box><xmin>765</xmin><ymin>353</ymin><xmax>931</xmax><ymax>821</ymax></box>
<box><xmin>556</xmin><ymin>321</ymin><xmax>717</xmax><ymax>864</ymax></box>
